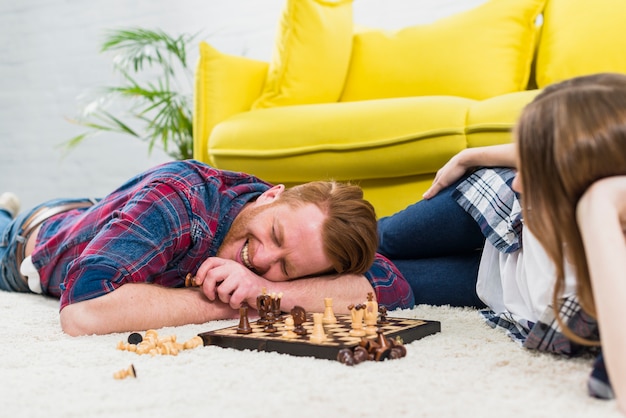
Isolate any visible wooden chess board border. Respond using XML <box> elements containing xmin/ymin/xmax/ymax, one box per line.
<box><xmin>198</xmin><ymin>315</ymin><xmax>441</xmax><ymax>361</ymax></box>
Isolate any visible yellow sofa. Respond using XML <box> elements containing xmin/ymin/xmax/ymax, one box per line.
<box><xmin>193</xmin><ymin>0</ymin><xmax>626</xmax><ymax>217</ymax></box>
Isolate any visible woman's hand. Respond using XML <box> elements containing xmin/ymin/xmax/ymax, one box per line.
<box><xmin>422</xmin><ymin>151</ymin><xmax>472</xmax><ymax>199</ymax></box>
<box><xmin>422</xmin><ymin>144</ymin><xmax>517</xmax><ymax>199</ymax></box>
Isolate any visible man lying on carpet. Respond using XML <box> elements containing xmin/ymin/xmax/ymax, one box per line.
<box><xmin>378</xmin><ymin>73</ymin><xmax>626</xmax><ymax>412</ymax></box>
<box><xmin>0</xmin><ymin>165</ymin><xmax>413</xmax><ymax>336</ymax></box>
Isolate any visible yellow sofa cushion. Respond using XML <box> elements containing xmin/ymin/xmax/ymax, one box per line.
<box><xmin>535</xmin><ymin>0</ymin><xmax>626</xmax><ymax>88</ymax></box>
<box><xmin>340</xmin><ymin>0</ymin><xmax>545</xmax><ymax>102</ymax></box>
<box><xmin>466</xmin><ymin>89</ymin><xmax>542</xmax><ymax>148</ymax></box>
<box><xmin>252</xmin><ymin>0</ymin><xmax>353</xmax><ymax>109</ymax></box>
<box><xmin>193</xmin><ymin>42</ymin><xmax>268</xmax><ymax>162</ymax></box>
<box><xmin>211</xmin><ymin>96</ymin><xmax>475</xmax><ymax>183</ymax></box>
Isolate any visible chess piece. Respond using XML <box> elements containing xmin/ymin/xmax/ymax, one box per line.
<box><xmin>352</xmin><ymin>346</ymin><xmax>369</xmax><ymax>364</ymax></box>
<box><xmin>291</xmin><ymin>306</ymin><xmax>308</xmax><ymax>336</ymax></box>
<box><xmin>271</xmin><ymin>292</ymin><xmax>283</xmax><ymax>319</ymax></box>
<box><xmin>348</xmin><ymin>304</ymin><xmax>366</xmax><ymax>337</ymax></box>
<box><xmin>373</xmin><ymin>329</ymin><xmax>393</xmax><ymax>361</ymax></box>
<box><xmin>183</xmin><ymin>336</ymin><xmax>203</xmax><ymax>350</ymax></box>
<box><xmin>236</xmin><ymin>302</ymin><xmax>253</xmax><ymax>334</ymax></box>
<box><xmin>390</xmin><ymin>341</ymin><xmax>407</xmax><ymax>359</ymax></box>
<box><xmin>309</xmin><ymin>312</ymin><xmax>327</xmax><ymax>343</ymax></box>
<box><xmin>127</xmin><ymin>332</ymin><xmax>143</xmax><ymax>345</ymax></box>
<box><xmin>281</xmin><ymin>315</ymin><xmax>298</xmax><ymax>339</ymax></box>
<box><xmin>322</xmin><ymin>297</ymin><xmax>337</xmax><ymax>324</ymax></box>
<box><xmin>337</xmin><ymin>348</ymin><xmax>355</xmax><ymax>366</ymax></box>
<box><xmin>113</xmin><ymin>364</ymin><xmax>137</xmax><ymax>380</ymax></box>
<box><xmin>185</xmin><ymin>273</ymin><xmax>198</xmax><ymax>287</ymax></box>
<box><xmin>377</xmin><ymin>305</ymin><xmax>389</xmax><ymax>325</ymax></box>
<box><xmin>256</xmin><ymin>291</ymin><xmax>272</xmax><ymax>325</ymax></box>
<box><xmin>263</xmin><ymin>311</ymin><xmax>278</xmax><ymax>333</ymax></box>
<box><xmin>364</xmin><ymin>293</ymin><xmax>378</xmax><ymax>335</ymax></box>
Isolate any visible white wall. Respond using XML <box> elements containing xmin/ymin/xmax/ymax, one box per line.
<box><xmin>0</xmin><ymin>0</ymin><xmax>484</xmax><ymax>210</ymax></box>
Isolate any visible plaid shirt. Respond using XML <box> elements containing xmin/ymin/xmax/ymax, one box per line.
<box><xmin>454</xmin><ymin>168</ymin><xmax>611</xmax><ymax>400</ymax></box>
<box><xmin>32</xmin><ymin>161</ymin><xmax>413</xmax><ymax>311</ymax></box>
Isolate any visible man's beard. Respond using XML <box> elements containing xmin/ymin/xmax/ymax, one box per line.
<box><xmin>217</xmin><ymin>202</ymin><xmax>272</xmax><ymax>261</ymax></box>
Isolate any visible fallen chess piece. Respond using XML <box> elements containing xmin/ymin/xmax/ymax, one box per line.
<box><xmin>113</xmin><ymin>364</ymin><xmax>137</xmax><ymax>380</ymax></box>
<box><xmin>336</xmin><ymin>329</ymin><xmax>407</xmax><ymax>365</ymax></box>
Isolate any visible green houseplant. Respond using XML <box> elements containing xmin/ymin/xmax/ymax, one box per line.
<box><xmin>67</xmin><ymin>28</ymin><xmax>196</xmax><ymax>160</ymax></box>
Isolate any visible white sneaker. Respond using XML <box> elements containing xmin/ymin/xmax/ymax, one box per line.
<box><xmin>0</xmin><ymin>192</ymin><xmax>21</xmax><ymax>218</ymax></box>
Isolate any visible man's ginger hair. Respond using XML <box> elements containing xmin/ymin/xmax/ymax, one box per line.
<box><xmin>278</xmin><ymin>181</ymin><xmax>378</xmax><ymax>276</ymax></box>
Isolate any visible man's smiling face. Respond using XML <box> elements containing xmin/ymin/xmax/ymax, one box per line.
<box><xmin>217</xmin><ymin>186</ymin><xmax>333</xmax><ymax>282</ymax></box>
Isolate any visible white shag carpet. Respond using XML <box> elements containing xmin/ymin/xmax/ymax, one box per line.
<box><xmin>1</xmin><ymin>291</ymin><xmax>621</xmax><ymax>418</ymax></box>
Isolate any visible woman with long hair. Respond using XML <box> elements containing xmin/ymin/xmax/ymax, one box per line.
<box><xmin>378</xmin><ymin>73</ymin><xmax>626</xmax><ymax>412</ymax></box>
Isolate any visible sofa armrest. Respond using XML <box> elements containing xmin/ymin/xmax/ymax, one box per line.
<box><xmin>192</xmin><ymin>41</ymin><xmax>269</xmax><ymax>163</ymax></box>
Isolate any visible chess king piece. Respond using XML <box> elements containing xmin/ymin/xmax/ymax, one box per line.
<box><xmin>348</xmin><ymin>304</ymin><xmax>366</xmax><ymax>337</ymax></box>
<box><xmin>236</xmin><ymin>302</ymin><xmax>253</xmax><ymax>334</ymax></box>
<box><xmin>322</xmin><ymin>297</ymin><xmax>337</xmax><ymax>325</ymax></box>
<box><xmin>364</xmin><ymin>292</ymin><xmax>378</xmax><ymax>335</ymax></box>
<box><xmin>309</xmin><ymin>312</ymin><xmax>327</xmax><ymax>343</ymax></box>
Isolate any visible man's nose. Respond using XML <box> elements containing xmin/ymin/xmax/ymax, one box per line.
<box><xmin>254</xmin><ymin>244</ymin><xmax>280</xmax><ymax>273</ymax></box>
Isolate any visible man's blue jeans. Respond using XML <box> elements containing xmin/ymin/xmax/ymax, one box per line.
<box><xmin>377</xmin><ymin>179</ymin><xmax>486</xmax><ymax>307</ymax></box>
<box><xmin>0</xmin><ymin>207</ymin><xmax>31</xmax><ymax>292</ymax></box>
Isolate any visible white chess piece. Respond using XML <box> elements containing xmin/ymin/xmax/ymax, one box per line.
<box><xmin>322</xmin><ymin>297</ymin><xmax>337</xmax><ymax>324</ymax></box>
<box><xmin>281</xmin><ymin>315</ymin><xmax>298</xmax><ymax>339</ymax></box>
<box><xmin>309</xmin><ymin>313</ymin><xmax>327</xmax><ymax>343</ymax></box>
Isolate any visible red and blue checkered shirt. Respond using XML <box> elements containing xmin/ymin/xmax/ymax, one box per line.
<box><xmin>32</xmin><ymin>161</ymin><xmax>414</xmax><ymax>311</ymax></box>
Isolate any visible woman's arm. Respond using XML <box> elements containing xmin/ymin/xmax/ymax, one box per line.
<box><xmin>576</xmin><ymin>176</ymin><xmax>626</xmax><ymax>414</ymax></box>
<box><xmin>423</xmin><ymin>144</ymin><xmax>517</xmax><ymax>199</ymax></box>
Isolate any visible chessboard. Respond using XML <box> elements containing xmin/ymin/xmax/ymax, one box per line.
<box><xmin>198</xmin><ymin>313</ymin><xmax>440</xmax><ymax>361</ymax></box>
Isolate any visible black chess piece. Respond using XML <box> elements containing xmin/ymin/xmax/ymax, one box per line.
<box><xmin>236</xmin><ymin>302</ymin><xmax>253</xmax><ymax>334</ymax></box>
<box><xmin>291</xmin><ymin>306</ymin><xmax>308</xmax><ymax>336</ymax></box>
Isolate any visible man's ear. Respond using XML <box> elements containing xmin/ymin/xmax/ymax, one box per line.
<box><xmin>255</xmin><ymin>184</ymin><xmax>285</xmax><ymax>205</ymax></box>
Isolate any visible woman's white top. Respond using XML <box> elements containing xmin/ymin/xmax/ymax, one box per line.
<box><xmin>476</xmin><ymin>227</ymin><xmax>577</xmax><ymax>323</ymax></box>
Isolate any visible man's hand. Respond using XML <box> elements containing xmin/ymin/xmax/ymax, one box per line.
<box><xmin>194</xmin><ymin>257</ymin><xmax>270</xmax><ymax>309</ymax></box>
<box><xmin>193</xmin><ymin>257</ymin><xmax>378</xmax><ymax>315</ymax></box>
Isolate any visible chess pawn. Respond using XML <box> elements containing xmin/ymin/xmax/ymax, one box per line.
<box><xmin>377</xmin><ymin>306</ymin><xmax>389</xmax><ymax>325</ymax></box>
<box><xmin>236</xmin><ymin>302</ymin><xmax>253</xmax><ymax>334</ymax></box>
<box><xmin>322</xmin><ymin>297</ymin><xmax>337</xmax><ymax>324</ymax></box>
<box><xmin>309</xmin><ymin>313</ymin><xmax>327</xmax><ymax>343</ymax></box>
<box><xmin>281</xmin><ymin>315</ymin><xmax>298</xmax><ymax>339</ymax></box>
<box><xmin>364</xmin><ymin>293</ymin><xmax>378</xmax><ymax>335</ymax></box>
<box><xmin>263</xmin><ymin>311</ymin><xmax>278</xmax><ymax>333</ymax></box>
<box><xmin>349</xmin><ymin>304</ymin><xmax>366</xmax><ymax>337</ymax></box>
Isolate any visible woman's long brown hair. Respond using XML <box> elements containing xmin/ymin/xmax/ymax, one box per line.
<box><xmin>515</xmin><ymin>73</ymin><xmax>626</xmax><ymax>344</ymax></box>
